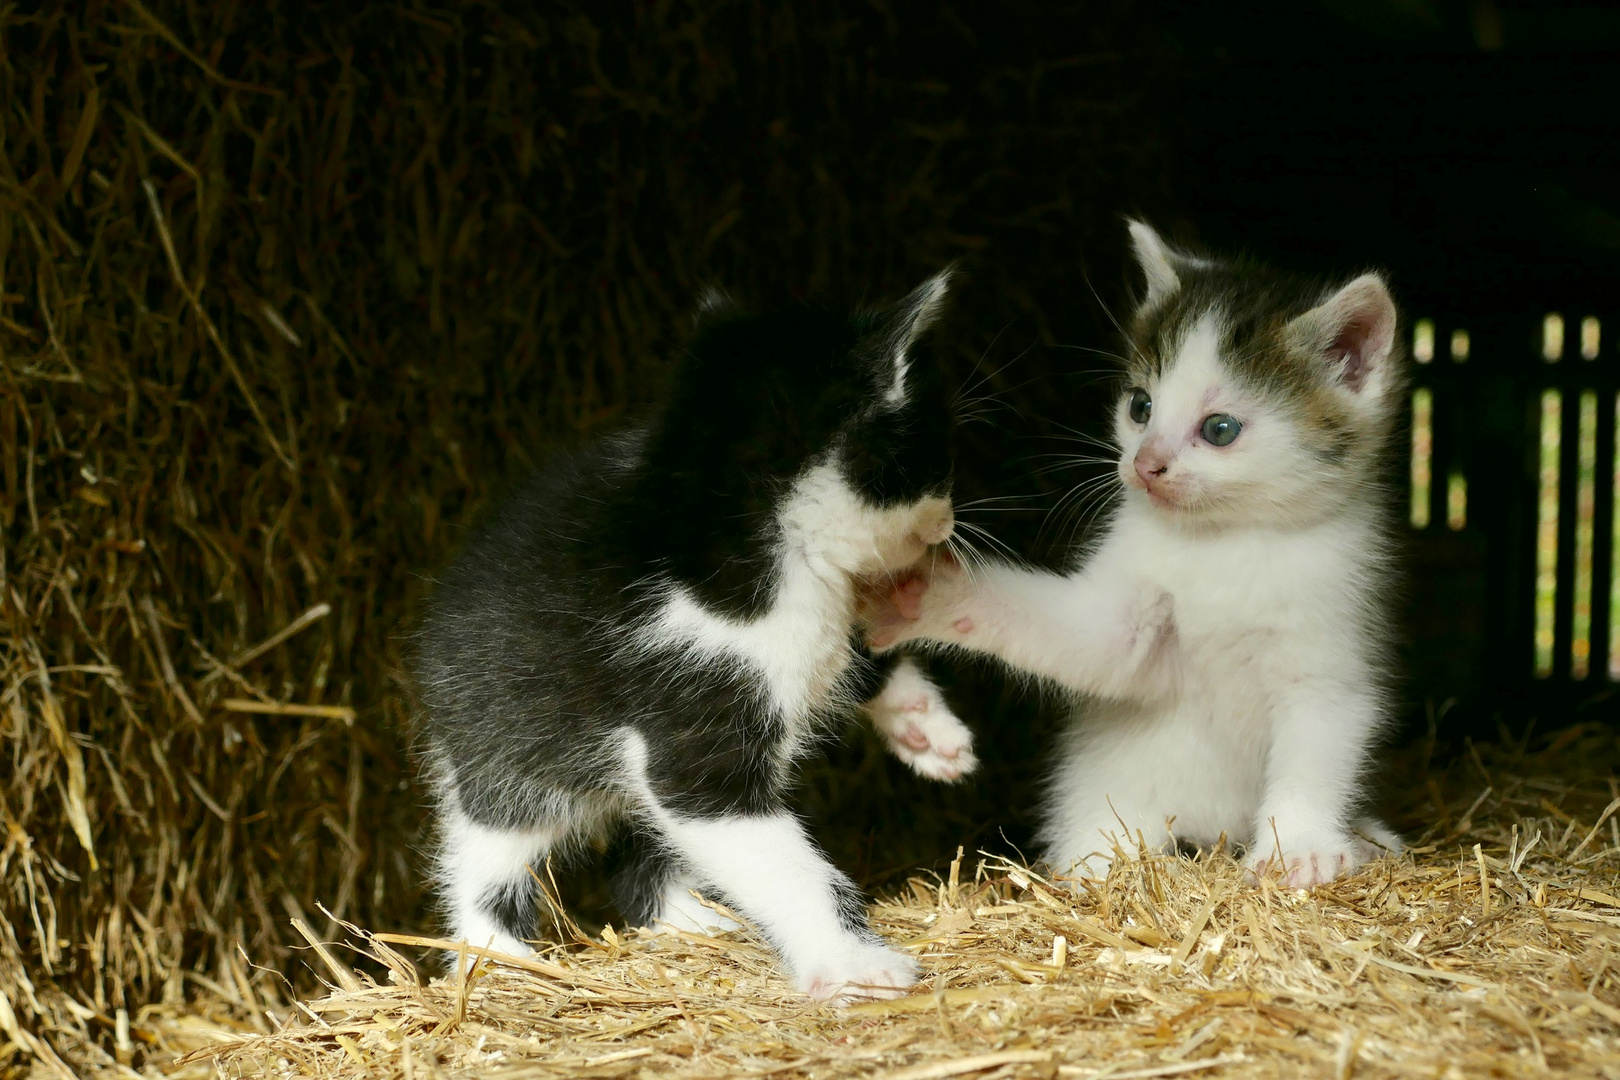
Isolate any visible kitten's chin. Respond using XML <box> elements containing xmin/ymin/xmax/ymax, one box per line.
<box><xmin>1138</xmin><ymin>485</ymin><xmax>1232</xmax><ymax>524</ymax></box>
<box><xmin>1145</xmin><ymin>489</ymin><xmax>1180</xmax><ymax>510</ymax></box>
<box><xmin>888</xmin><ymin>538</ymin><xmax>929</xmax><ymax>569</ymax></box>
<box><xmin>867</xmin><ymin>499</ymin><xmax>954</xmax><ymax>574</ymax></box>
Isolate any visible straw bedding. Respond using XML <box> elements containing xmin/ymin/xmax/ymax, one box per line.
<box><xmin>143</xmin><ymin>723</ymin><xmax>1620</xmax><ymax>1079</ymax></box>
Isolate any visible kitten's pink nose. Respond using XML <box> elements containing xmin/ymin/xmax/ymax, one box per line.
<box><xmin>1134</xmin><ymin>444</ymin><xmax>1171</xmax><ymax>487</ymax></box>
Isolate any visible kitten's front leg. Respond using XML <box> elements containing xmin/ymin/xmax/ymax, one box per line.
<box><xmin>1246</xmin><ymin>682</ymin><xmax>1399</xmax><ymax>888</ymax></box>
<box><xmin>622</xmin><ymin>733</ymin><xmax>917</xmax><ymax>1004</ymax></box>
<box><xmin>868</xmin><ymin>560</ymin><xmax>1179</xmax><ymax>703</ymax></box>
<box><xmin>651</xmin><ymin>810</ymin><xmax>917</xmax><ymax>1003</ymax></box>
<box><xmin>863</xmin><ymin>655</ymin><xmax>977</xmax><ymax>782</ymax></box>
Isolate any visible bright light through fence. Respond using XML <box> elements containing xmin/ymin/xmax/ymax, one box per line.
<box><xmin>1572</xmin><ymin>391</ymin><xmax>1598</xmax><ymax>679</ymax></box>
<box><xmin>1413</xmin><ymin>319</ymin><xmax>1435</xmax><ymax>364</ymax></box>
<box><xmin>1447</xmin><ymin>471</ymin><xmax>1467</xmax><ymax>531</ymax></box>
<box><xmin>1410</xmin><ymin>388</ymin><xmax>1433</xmax><ymax>529</ymax></box>
<box><xmin>1544</xmin><ymin>313</ymin><xmax>1565</xmax><ymax>362</ymax></box>
<box><xmin>1534</xmin><ymin>389</ymin><xmax>1562</xmax><ymax>678</ymax></box>
<box><xmin>1450</xmin><ymin>328</ymin><xmax>1470</xmax><ymax>362</ymax></box>
<box><xmin>1613</xmin><ymin>395</ymin><xmax>1620</xmax><ymax>681</ymax></box>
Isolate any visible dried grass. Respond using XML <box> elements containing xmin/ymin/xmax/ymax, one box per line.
<box><xmin>132</xmin><ymin>724</ymin><xmax>1620</xmax><ymax>1079</ymax></box>
<box><xmin>1</xmin><ymin>2</ymin><xmax>1166</xmax><ymax>1074</ymax></box>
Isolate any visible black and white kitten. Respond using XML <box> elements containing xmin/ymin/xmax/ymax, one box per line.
<box><xmin>413</xmin><ymin>274</ymin><xmax>967</xmax><ymax>1003</ymax></box>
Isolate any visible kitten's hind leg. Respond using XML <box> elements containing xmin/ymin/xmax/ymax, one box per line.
<box><xmin>437</xmin><ymin>800</ymin><xmax>559</xmax><ymax>960</ymax></box>
<box><xmin>607</xmin><ymin>826</ymin><xmax>742</xmax><ymax>935</ymax></box>
<box><xmin>864</xmin><ymin>656</ymin><xmax>977</xmax><ymax>782</ymax></box>
<box><xmin>1039</xmin><ymin>700</ymin><xmax>1253</xmax><ymax>885</ymax></box>
<box><xmin>654</xmin><ymin>875</ymin><xmax>745</xmax><ymax>935</ymax></box>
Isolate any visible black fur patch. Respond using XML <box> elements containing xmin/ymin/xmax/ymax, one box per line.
<box><xmin>479</xmin><ymin>878</ymin><xmax>537</xmax><ymax>946</ymax></box>
<box><xmin>611</xmin><ymin>305</ymin><xmax>954</xmax><ymax>619</ymax></box>
<box><xmin>605</xmin><ymin>827</ymin><xmax>677</xmax><ymax>929</ymax></box>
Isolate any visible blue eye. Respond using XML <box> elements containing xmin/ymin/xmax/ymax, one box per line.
<box><xmin>1200</xmin><ymin>413</ymin><xmax>1241</xmax><ymax>446</ymax></box>
<box><xmin>1128</xmin><ymin>389</ymin><xmax>1152</xmax><ymax>424</ymax></box>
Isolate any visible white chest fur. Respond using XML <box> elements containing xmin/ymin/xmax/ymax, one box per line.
<box><xmin>1106</xmin><ymin>501</ymin><xmax>1381</xmax><ymax>686</ymax></box>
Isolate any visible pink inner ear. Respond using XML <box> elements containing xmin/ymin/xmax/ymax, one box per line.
<box><xmin>1328</xmin><ymin>319</ymin><xmax>1373</xmax><ymax>391</ymax></box>
<box><xmin>1298</xmin><ymin>274</ymin><xmax>1396</xmax><ymax>393</ymax></box>
<box><xmin>1327</xmin><ymin>299</ymin><xmax>1395</xmax><ymax>392</ymax></box>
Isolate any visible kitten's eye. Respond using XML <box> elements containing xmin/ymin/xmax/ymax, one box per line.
<box><xmin>1127</xmin><ymin>389</ymin><xmax>1152</xmax><ymax>424</ymax></box>
<box><xmin>1200</xmin><ymin>413</ymin><xmax>1242</xmax><ymax>446</ymax></box>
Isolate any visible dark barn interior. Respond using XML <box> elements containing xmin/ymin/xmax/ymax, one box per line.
<box><xmin>2</xmin><ymin>0</ymin><xmax>1619</xmax><ymax>1072</ymax></box>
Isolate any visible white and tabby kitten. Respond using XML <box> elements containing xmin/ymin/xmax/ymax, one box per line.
<box><xmin>874</xmin><ymin>221</ymin><xmax>1405</xmax><ymax>886</ymax></box>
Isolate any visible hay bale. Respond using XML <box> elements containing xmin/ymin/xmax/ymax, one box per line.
<box><xmin>0</xmin><ymin>2</ymin><xmax>1168</xmax><ymax>1072</ymax></box>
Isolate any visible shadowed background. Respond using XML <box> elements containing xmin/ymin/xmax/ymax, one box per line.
<box><xmin>2</xmin><ymin>0</ymin><xmax>1617</xmax><ymax>1070</ymax></box>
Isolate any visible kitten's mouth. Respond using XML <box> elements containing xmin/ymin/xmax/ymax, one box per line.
<box><xmin>1132</xmin><ymin>477</ymin><xmax>1185</xmax><ymax>510</ymax></box>
<box><xmin>1124</xmin><ymin>466</ymin><xmax>1182</xmax><ymax>509</ymax></box>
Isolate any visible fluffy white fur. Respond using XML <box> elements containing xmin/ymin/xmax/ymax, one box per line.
<box><xmin>876</xmin><ymin>228</ymin><xmax>1404</xmax><ymax>888</ymax></box>
<box><xmin>637</xmin><ymin>470</ymin><xmax>958</xmax><ymax>753</ymax></box>
<box><xmin>650</xmin><ymin>876</ymin><xmax>744</xmax><ymax>935</ymax></box>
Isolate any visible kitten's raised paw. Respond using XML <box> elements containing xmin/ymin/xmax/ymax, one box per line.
<box><xmin>798</xmin><ymin>943</ymin><xmax>919</xmax><ymax>1005</ymax></box>
<box><xmin>882</xmin><ymin>701</ymin><xmax>978</xmax><ymax>782</ymax></box>
<box><xmin>866</xmin><ymin>668</ymin><xmax>977</xmax><ymax>782</ymax></box>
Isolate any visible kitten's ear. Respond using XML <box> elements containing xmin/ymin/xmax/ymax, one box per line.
<box><xmin>870</xmin><ymin>269</ymin><xmax>953</xmax><ymax>399</ymax></box>
<box><xmin>1287</xmin><ymin>273</ymin><xmax>1398</xmax><ymax>397</ymax></box>
<box><xmin>1126</xmin><ymin>219</ymin><xmax>1183</xmax><ymax>308</ymax></box>
<box><xmin>886</xmin><ymin>268</ymin><xmax>953</xmax><ymax>354</ymax></box>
